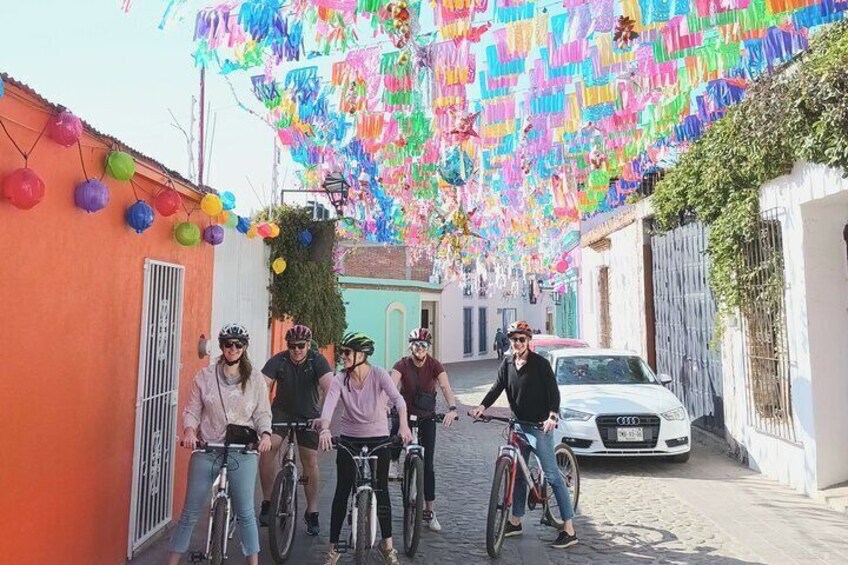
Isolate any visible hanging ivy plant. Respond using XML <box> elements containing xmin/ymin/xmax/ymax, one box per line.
<box><xmin>653</xmin><ymin>20</ymin><xmax>848</xmax><ymax>316</ymax></box>
<box><xmin>255</xmin><ymin>205</ymin><xmax>346</xmax><ymax>347</ymax></box>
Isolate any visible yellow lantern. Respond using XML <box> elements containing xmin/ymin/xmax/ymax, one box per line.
<box><xmin>268</xmin><ymin>223</ymin><xmax>281</xmax><ymax>238</ymax></box>
<box><xmin>247</xmin><ymin>224</ymin><xmax>258</xmax><ymax>239</ymax></box>
<box><xmin>200</xmin><ymin>193</ymin><xmax>223</xmax><ymax>217</ymax></box>
<box><xmin>272</xmin><ymin>257</ymin><xmax>287</xmax><ymax>275</ymax></box>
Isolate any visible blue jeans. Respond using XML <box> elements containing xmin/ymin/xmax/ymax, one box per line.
<box><xmin>511</xmin><ymin>425</ymin><xmax>575</xmax><ymax>523</ymax></box>
<box><xmin>169</xmin><ymin>451</ymin><xmax>261</xmax><ymax>556</ymax></box>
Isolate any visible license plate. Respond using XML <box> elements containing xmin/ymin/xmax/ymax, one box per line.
<box><xmin>616</xmin><ymin>427</ymin><xmax>644</xmax><ymax>442</ymax></box>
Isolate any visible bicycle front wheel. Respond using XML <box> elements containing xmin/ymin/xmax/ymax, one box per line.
<box><xmin>269</xmin><ymin>463</ymin><xmax>298</xmax><ymax>563</ymax></box>
<box><xmin>209</xmin><ymin>497</ymin><xmax>227</xmax><ymax>565</ymax></box>
<box><xmin>486</xmin><ymin>456</ymin><xmax>512</xmax><ymax>558</ymax></box>
<box><xmin>355</xmin><ymin>490</ymin><xmax>373</xmax><ymax>565</ymax></box>
<box><xmin>402</xmin><ymin>454</ymin><xmax>424</xmax><ymax>557</ymax></box>
<box><xmin>555</xmin><ymin>443</ymin><xmax>580</xmax><ymax>512</ymax></box>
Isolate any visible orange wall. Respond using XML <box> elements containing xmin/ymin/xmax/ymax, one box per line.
<box><xmin>0</xmin><ymin>85</ymin><xmax>213</xmax><ymax>563</ymax></box>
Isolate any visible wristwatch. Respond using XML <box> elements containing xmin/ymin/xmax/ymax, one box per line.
<box><xmin>448</xmin><ymin>405</ymin><xmax>457</xmax><ymax>412</ymax></box>
<box><xmin>549</xmin><ymin>413</ymin><xmax>559</xmax><ymax>422</ymax></box>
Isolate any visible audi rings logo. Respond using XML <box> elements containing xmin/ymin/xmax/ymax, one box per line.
<box><xmin>616</xmin><ymin>416</ymin><xmax>641</xmax><ymax>426</ymax></box>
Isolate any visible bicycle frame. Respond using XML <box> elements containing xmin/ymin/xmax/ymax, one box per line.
<box><xmin>497</xmin><ymin>428</ymin><xmax>549</xmax><ymax>512</ymax></box>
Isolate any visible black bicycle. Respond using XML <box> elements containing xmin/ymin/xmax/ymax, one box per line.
<box><xmin>186</xmin><ymin>443</ymin><xmax>256</xmax><ymax>565</ymax></box>
<box><xmin>398</xmin><ymin>413</ymin><xmax>458</xmax><ymax>557</ymax></box>
<box><xmin>332</xmin><ymin>436</ymin><xmax>402</xmax><ymax>565</ymax></box>
<box><xmin>267</xmin><ymin>420</ymin><xmax>312</xmax><ymax>563</ymax></box>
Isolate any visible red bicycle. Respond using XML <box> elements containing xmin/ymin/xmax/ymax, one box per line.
<box><xmin>473</xmin><ymin>413</ymin><xmax>580</xmax><ymax>558</ymax></box>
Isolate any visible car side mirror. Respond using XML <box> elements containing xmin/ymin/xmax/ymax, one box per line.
<box><xmin>658</xmin><ymin>373</ymin><xmax>673</xmax><ymax>386</ymax></box>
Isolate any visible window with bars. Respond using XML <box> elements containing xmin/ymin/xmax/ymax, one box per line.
<box><xmin>463</xmin><ymin>307</ymin><xmax>473</xmax><ymax>355</ymax></box>
<box><xmin>740</xmin><ymin>210</ymin><xmax>794</xmax><ymax>441</ymax></box>
<box><xmin>479</xmin><ymin>307</ymin><xmax>488</xmax><ymax>353</ymax></box>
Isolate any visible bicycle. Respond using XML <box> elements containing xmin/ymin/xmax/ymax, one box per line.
<box><xmin>267</xmin><ymin>420</ymin><xmax>313</xmax><ymax>563</ymax></box>
<box><xmin>397</xmin><ymin>412</ymin><xmax>459</xmax><ymax>558</ymax></box>
<box><xmin>186</xmin><ymin>442</ymin><xmax>257</xmax><ymax>565</ymax></box>
<box><xmin>472</xmin><ymin>413</ymin><xmax>580</xmax><ymax>559</ymax></box>
<box><xmin>331</xmin><ymin>436</ymin><xmax>402</xmax><ymax>565</ymax></box>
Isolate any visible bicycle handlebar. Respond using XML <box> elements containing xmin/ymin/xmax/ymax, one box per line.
<box><xmin>409</xmin><ymin>413</ymin><xmax>460</xmax><ymax>426</ymax></box>
<box><xmin>467</xmin><ymin>412</ymin><xmax>544</xmax><ymax>430</ymax></box>
<box><xmin>181</xmin><ymin>441</ymin><xmax>258</xmax><ymax>454</ymax></box>
<box><xmin>331</xmin><ymin>436</ymin><xmax>403</xmax><ymax>458</ymax></box>
<box><xmin>272</xmin><ymin>420</ymin><xmax>314</xmax><ymax>431</ymax></box>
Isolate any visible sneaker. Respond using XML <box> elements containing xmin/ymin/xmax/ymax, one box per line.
<box><xmin>258</xmin><ymin>500</ymin><xmax>271</xmax><ymax>527</ymax></box>
<box><xmin>323</xmin><ymin>548</ymin><xmax>341</xmax><ymax>565</ymax></box>
<box><xmin>305</xmin><ymin>511</ymin><xmax>320</xmax><ymax>536</ymax></box>
<box><xmin>388</xmin><ymin>459</ymin><xmax>400</xmax><ymax>480</ymax></box>
<box><xmin>504</xmin><ymin>521</ymin><xmax>523</xmax><ymax>537</ymax></box>
<box><xmin>379</xmin><ymin>544</ymin><xmax>400</xmax><ymax>565</ymax></box>
<box><xmin>551</xmin><ymin>530</ymin><xmax>578</xmax><ymax>549</ymax></box>
<box><xmin>423</xmin><ymin>510</ymin><xmax>442</xmax><ymax>532</ymax></box>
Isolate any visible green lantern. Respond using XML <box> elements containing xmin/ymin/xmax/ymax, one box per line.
<box><xmin>106</xmin><ymin>151</ymin><xmax>136</xmax><ymax>181</ymax></box>
<box><xmin>174</xmin><ymin>221</ymin><xmax>201</xmax><ymax>247</ymax></box>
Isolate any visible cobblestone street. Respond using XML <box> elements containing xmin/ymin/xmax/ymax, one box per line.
<box><xmin>136</xmin><ymin>359</ymin><xmax>848</xmax><ymax>565</ymax></box>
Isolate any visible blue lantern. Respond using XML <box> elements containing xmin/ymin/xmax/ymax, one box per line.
<box><xmin>236</xmin><ymin>216</ymin><xmax>251</xmax><ymax>234</ymax></box>
<box><xmin>438</xmin><ymin>148</ymin><xmax>475</xmax><ymax>187</ymax></box>
<box><xmin>221</xmin><ymin>191</ymin><xmax>236</xmax><ymax>211</ymax></box>
<box><xmin>74</xmin><ymin>179</ymin><xmax>110</xmax><ymax>213</ymax></box>
<box><xmin>299</xmin><ymin>229</ymin><xmax>313</xmax><ymax>247</ymax></box>
<box><xmin>126</xmin><ymin>200</ymin><xmax>154</xmax><ymax>234</ymax></box>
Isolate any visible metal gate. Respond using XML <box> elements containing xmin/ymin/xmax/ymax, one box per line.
<box><xmin>128</xmin><ymin>260</ymin><xmax>185</xmax><ymax>556</ymax></box>
<box><xmin>652</xmin><ymin>222</ymin><xmax>724</xmax><ymax>436</ymax></box>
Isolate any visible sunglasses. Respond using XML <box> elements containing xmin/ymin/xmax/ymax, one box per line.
<box><xmin>288</xmin><ymin>342</ymin><xmax>308</xmax><ymax>350</ymax></box>
<box><xmin>223</xmin><ymin>341</ymin><xmax>246</xmax><ymax>350</ymax></box>
<box><xmin>509</xmin><ymin>336</ymin><xmax>528</xmax><ymax>344</ymax></box>
<box><xmin>340</xmin><ymin>348</ymin><xmax>355</xmax><ymax>357</ymax></box>
<box><xmin>410</xmin><ymin>341</ymin><xmax>430</xmax><ymax>350</ymax></box>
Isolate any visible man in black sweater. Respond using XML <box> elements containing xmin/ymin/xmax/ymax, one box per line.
<box><xmin>470</xmin><ymin>321</ymin><xmax>578</xmax><ymax>549</ymax></box>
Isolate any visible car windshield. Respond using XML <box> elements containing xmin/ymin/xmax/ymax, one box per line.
<box><xmin>555</xmin><ymin>355</ymin><xmax>657</xmax><ymax>385</ymax></box>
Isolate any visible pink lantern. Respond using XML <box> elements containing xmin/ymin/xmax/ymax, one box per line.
<box><xmin>256</xmin><ymin>223</ymin><xmax>273</xmax><ymax>238</ymax></box>
<box><xmin>2</xmin><ymin>168</ymin><xmax>45</xmax><ymax>209</ymax></box>
<box><xmin>154</xmin><ymin>189</ymin><xmax>182</xmax><ymax>216</ymax></box>
<box><xmin>556</xmin><ymin>260</ymin><xmax>568</xmax><ymax>273</ymax></box>
<box><xmin>47</xmin><ymin>111</ymin><xmax>83</xmax><ymax>147</ymax></box>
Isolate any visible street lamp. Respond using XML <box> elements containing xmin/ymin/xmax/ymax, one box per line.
<box><xmin>322</xmin><ymin>172</ymin><xmax>350</xmax><ymax>216</ymax></box>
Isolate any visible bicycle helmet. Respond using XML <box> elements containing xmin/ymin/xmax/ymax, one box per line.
<box><xmin>408</xmin><ymin>327</ymin><xmax>432</xmax><ymax>344</ymax></box>
<box><xmin>506</xmin><ymin>320</ymin><xmax>533</xmax><ymax>337</ymax></box>
<box><xmin>219</xmin><ymin>323</ymin><xmax>250</xmax><ymax>343</ymax></box>
<box><xmin>285</xmin><ymin>324</ymin><xmax>312</xmax><ymax>343</ymax></box>
<box><xmin>340</xmin><ymin>332</ymin><xmax>375</xmax><ymax>356</ymax></box>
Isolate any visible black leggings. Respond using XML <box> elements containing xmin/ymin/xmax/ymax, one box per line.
<box><xmin>391</xmin><ymin>416</ymin><xmax>437</xmax><ymax>502</ymax></box>
<box><xmin>330</xmin><ymin>436</ymin><xmax>392</xmax><ymax>544</ymax></box>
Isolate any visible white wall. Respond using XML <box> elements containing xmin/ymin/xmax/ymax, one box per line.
<box><xmin>437</xmin><ymin>280</ymin><xmax>552</xmax><ymax>365</ymax></box>
<box><xmin>721</xmin><ymin>162</ymin><xmax>848</xmax><ymax>494</ymax></box>
<box><xmin>211</xmin><ymin>235</ymin><xmax>272</xmax><ymax>365</ymax></box>
<box><xmin>580</xmin><ymin>201</ymin><xmax>650</xmax><ymax>359</ymax></box>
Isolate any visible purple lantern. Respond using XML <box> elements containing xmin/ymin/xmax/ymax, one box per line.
<box><xmin>74</xmin><ymin>179</ymin><xmax>109</xmax><ymax>213</ymax></box>
<box><xmin>203</xmin><ymin>224</ymin><xmax>225</xmax><ymax>245</ymax></box>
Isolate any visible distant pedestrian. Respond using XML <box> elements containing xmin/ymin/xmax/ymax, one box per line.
<box><xmin>494</xmin><ymin>328</ymin><xmax>509</xmax><ymax>360</ymax></box>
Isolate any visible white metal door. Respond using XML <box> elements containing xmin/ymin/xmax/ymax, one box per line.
<box><xmin>128</xmin><ymin>260</ymin><xmax>185</xmax><ymax>557</ymax></box>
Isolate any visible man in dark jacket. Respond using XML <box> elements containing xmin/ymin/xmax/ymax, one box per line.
<box><xmin>493</xmin><ymin>327</ymin><xmax>509</xmax><ymax>360</ymax></box>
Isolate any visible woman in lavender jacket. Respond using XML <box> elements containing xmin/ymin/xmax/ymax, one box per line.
<box><xmin>167</xmin><ymin>324</ymin><xmax>273</xmax><ymax>565</ymax></box>
<box><xmin>316</xmin><ymin>332</ymin><xmax>412</xmax><ymax>565</ymax></box>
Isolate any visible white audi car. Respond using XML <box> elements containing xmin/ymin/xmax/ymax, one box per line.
<box><xmin>551</xmin><ymin>348</ymin><xmax>691</xmax><ymax>462</ymax></box>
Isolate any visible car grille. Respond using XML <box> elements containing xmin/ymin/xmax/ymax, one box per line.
<box><xmin>596</xmin><ymin>414</ymin><xmax>660</xmax><ymax>449</ymax></box>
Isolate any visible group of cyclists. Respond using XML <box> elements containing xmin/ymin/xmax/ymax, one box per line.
<box><xmin>166</xmin><ymin>319</ymin><xmax>577</xmax><ymax>564</ymax></box>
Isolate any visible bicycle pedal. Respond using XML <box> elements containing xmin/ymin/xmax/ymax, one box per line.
<box><xmin>188</xmin><ymin>551</ymin><xmax>206</xmax><ymax>563</ymax></box>
<box><xmin>336</xmin><ymin>541</ymin><xmax>350</xmax><ymax>553</ymax></box>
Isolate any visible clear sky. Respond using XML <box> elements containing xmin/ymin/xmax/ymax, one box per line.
<box><xmin>0</xmin><ymin>0</ymin><xmax>278</xmax><ymax>214</ymax></box>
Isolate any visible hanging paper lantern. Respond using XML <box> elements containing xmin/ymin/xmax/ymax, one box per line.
<box><xmin>225</xmin><ymin>213</ymin><xmax>239</xmax><ymax>228</ymax></box>
<box><xmin>256</xmin><ymin>223</ymin><xmax>273</xmax><ymax>238</ymax></box>
<box><xmin>268</xmin><ymin>223</ymin><xmax>280</xmax><ymax>238</ymax></box>
<box><xmin>154</xmin><ymin>188</ymin><xmax>181</xmax><ymax>216</ymax></box>
<box><xmin>236</xmin><ymin>216</ymin><xmax>251</xmax><ymax>234</ymax></box>
<box><xmin>106</xmin><ymin>151</ymin><xmax>136</xmax><ymax>181</ymax></box>
<box><xmin>220</xmin><ymin>191</ymin><xmax>236</xmax><ymax>211</ymax></box>
<box><xmin>200</xmin><ymin>193</ymin><xmax>223</xmax><ymax>217</ymax></box>
<box><xmin>47</xmin><ymin>111</ymin><xmax>83</xmax><ymax>147</ymax></box>
<box><xmin>216</xmin><ymin>210</ymin><xmax>231</xmax><ymax>225</ymax></box>
<box><xmin>126</xmin><ymin>200</ymin><xmax>154</xmax><ymax>234</ymax></box>
<box><xmin>74</xmin><ymin>179</ymin><xmax>109</xmax><ymax>213</ymax></box>
<box><xmin>272</xmin><ymin>257</ymin><xmax>287</xmax><ymax>274</ymax></box>
<box><xmin>299</xmin><ymin>229</ymin><xmax>313</xmax><ymax>247</ymax></box>
<box><xmin>203</xmin><ymin>224</ymin><xmax>225</xmax><ymax>245</ymax></box>
<box><xmin>2</xmin><ymin>168</ymin><xmax>45</xmax><ymax>210</ymax></box>
<box><xmin>438</xmin><ymin>148</ymin><xmax>475</xmax><ymax>187</ymax></box>
<box><xmin>174</xmin><ymin>221</ymin><xmax>201</xmax><ymax>246</ymax></box>
<box><xmin>247</xmin><ymin>224</ymin><xmax>258</xmax><ymax>239</ymax></box>
<box><xmin>556</xmin><ymin>260</ymin><xmax>568</xmax><ymax>274</ymax></box>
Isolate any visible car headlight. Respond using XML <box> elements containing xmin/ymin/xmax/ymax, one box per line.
<box><xmin>560</xmin><ymin>408</ymin><xmax>593</xmax><ymax>421</ymax></box>
<box><xmin>661</xmin><ymin>407</ymin><xmax>687</xmax><ymax>421</ymax></box>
